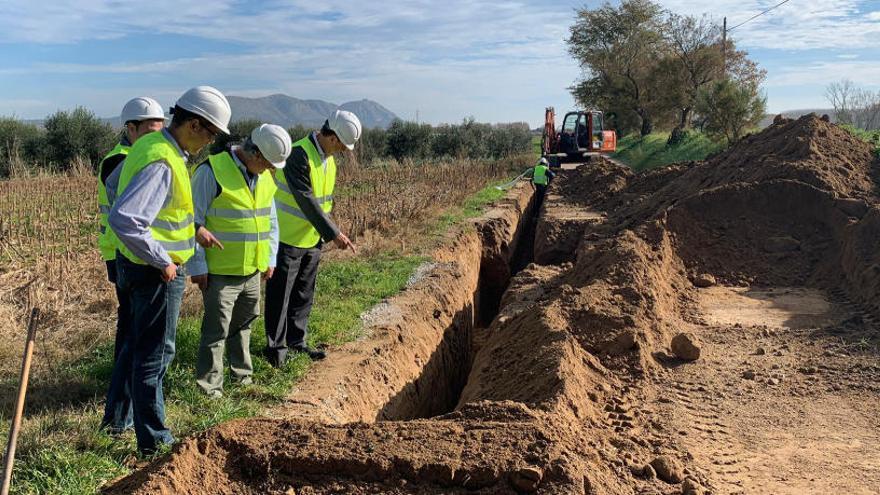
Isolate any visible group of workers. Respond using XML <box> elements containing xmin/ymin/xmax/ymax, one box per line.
<box><xmin>95</xmin><ymin>85</ymin><xmax>362</xmax><ymax>455</ymax></box>
<box><xmin>94</xmin><ymin>85</ymin><xmax>553</xmax><ymax>457</ymax></box>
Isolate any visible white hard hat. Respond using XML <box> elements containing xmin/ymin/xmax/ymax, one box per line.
<box><xmin>251</xmin><ymin>124</ymin><xmax>291</xmax><ymax>169</ymax></box>
<box><xmin>175</xmin><ymin>85</ymin><xmax>231</xmax><ymax>135</ymax></box>
<box><xmin>539</xmin><ymin>157</ymin><xmax>549</xmax><ymax>165</ymax></box>
<box><xmin>327</xmin><ymin>109</ymin><xmax>362</xmax><ymax>150</ymax></box>
<box><xmin>121</xmin><ymin>97</ymin><xmax>165</xmax><ymax>124</ymax></box>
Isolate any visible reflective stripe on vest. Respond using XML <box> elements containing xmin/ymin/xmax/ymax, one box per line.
<box><xmin>97</xmin><ymin>142</ymin><xmax>129</xmax><ymax>261</ymax></box>
<box><xmin>115</xmin><ymin>130</ymin><xmax>195</xmax><ymax>265</ymax></box>
<box><xmin>275</xmin><ymin>136</ymin><xmax>336</xmax><ymax>248</ymax></box>
<box><xmin>533</xmin><ymin>165</ymin><xmax>549</xmax><ymax>186</ymax></box>
<box><xmin>204</xmin><ymin>151</ymin><xmax>277</xmax><ymax>276</ymax></box>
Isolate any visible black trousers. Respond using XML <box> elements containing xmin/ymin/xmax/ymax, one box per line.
<box><xmin>264</xmin><ymin>242</ymin><xmax>322</xmax><ymax>366</ymax></box>
<box><xmin>534</xmin><ymin>184</ymin><xmax>547</xmax><ymax>215</ymax></box>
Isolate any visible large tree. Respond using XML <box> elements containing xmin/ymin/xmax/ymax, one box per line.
<box><xmin>662</xmin><ymin>13</ymin><xmax>722</xmax><ymax>130</ymax></box>
<box><xmin>568</xmin><ymin>0</ymin><xmax>666</xmax><ymax>136</ymax></box>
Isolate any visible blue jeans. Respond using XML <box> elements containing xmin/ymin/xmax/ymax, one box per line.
<box><xmin>115</xmin><ymin>254</ymin><xmax>186</xmax><ymax>455</ymax></box>
<box><xmin>101</xmin><ymin>259</ymin><xmax>134</xmax><ymax>432</ymax></box>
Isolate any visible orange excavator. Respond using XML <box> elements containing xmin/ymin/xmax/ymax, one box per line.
<box><xmin>541</xmin><ymin>107</ymin><xmax>616</xmax><ymax>168</ymax></box>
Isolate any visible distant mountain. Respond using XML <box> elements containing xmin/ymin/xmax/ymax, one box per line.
<box><xmin>18</xmin><ymin>94</ymin><xmax>399</xmax><ymax>130</ymax></box>
<box><xmin>227</xmin><ymin>94</ymin><xmax>399</xmax><ymax>129</ymax></box>
<box><xmin>760</xmin><ymin>108</ymin><xmax>834</xmax><ymax>128</ymax></box>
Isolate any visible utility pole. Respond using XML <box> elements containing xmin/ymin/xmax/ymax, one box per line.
<box><xmin>722</xmin><ymin>16</ymin><xmax>727</xmax><ymax>76</ymax></box>
<box><xmin>415</xmin><ymin>109</ymin><xmax>419</xmax><ymax>124</ymax></box>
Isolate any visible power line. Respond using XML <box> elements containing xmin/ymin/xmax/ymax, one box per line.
<box><xmin>728</xmin><ymin>0</ymin><xmax>793</xmax><ymax>32</ymax></box>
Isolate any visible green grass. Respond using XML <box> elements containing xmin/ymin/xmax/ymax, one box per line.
<box><xmin>0</xmin><ymin>181</ymin><xmax>511</xmax><ymax>495</ymax></box>
<box><xmin>612</xmin><ymin>130</ymin><xmax>723</xmax><ymax>172</ymax></box>
<box><xmin>841</xmin><ymin>125</ymin><xmax>880</xmax><ymax>156</ymax></box>
<box><xmin>2</xmin><ymin>254</ymin><xmax>422</xmax><ymax>495</ymax></box>
<box><xmin>432</xmin><ymin>181</ymin><xmax>510</xmax><ymax>235</ymax></box>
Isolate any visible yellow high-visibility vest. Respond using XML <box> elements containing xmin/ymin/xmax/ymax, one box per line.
<box><xmin>97</xmin><ymin>142</ymin><xmax>129</xmax><ymax>261</ymax></box>
<box><xmin>115</xmin><ymin>131</ymin><xmax>195</xmax><ymax>265</ymax></box>
<box><xmin>204</xmin><ymin>151</ymin><xmax>276</xmax><ymax>275</ymax></box>
<box><xmin>275</xmin><ymin>136</ymin><xmax>335</xmax><ymax>248</ymax></box>
<box><xmin>533</xmin><ymin>164</ymin><xmax>549</xmax><ymax>185</ymax></box>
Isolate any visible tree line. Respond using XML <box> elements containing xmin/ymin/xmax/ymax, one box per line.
<box><xmin>826</xmin><ymin>79</ymin><xmax>880</xmax><ymax>132</ymax></box>
<box><xmin>567</xmin><ymin>0</ymin><xmax>767</xmax><ymax>144</ymax></box>
<box><xmin>0</xmin><ymin>109</ymin><xmax>533</xmax><ymax>178</ymax></box>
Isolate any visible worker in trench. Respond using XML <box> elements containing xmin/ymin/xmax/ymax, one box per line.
<box><xmin>107</xmin><ymin>86</ymin><xmax>231</xmax><ymax>455</ymax></box>
<box><xmin>98</xmin><ymin>97</ymin><xmax>166</xmax><ymax>435</ymax></box>
<box><xmin>187</xmin><ymin>124</ymin><xmax>291</xmax><ymax>398</ymax></box>
<box><xmin>526</xmin><ymin>156</ymin><xmax>555</xmax><ymax>215</ymax></box>
<box><xmin>263</xmin><ymin>110</ymin><xmax>361</xmax><ymax>367</ymax></box>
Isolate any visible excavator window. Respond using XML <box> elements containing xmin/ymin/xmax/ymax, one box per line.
<box><xmin>577</xmin><ymin>113</ymin><xmax>589</xmax><ymax>148</ymax></box>
<box><xmin>562</xmin><ymin>113</ymin><xmax>578</xmax><ymax>134</ymax></box>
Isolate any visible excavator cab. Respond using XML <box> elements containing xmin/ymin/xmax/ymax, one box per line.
<box><xmin>559</xmin><ymin>110</ymin><xmax>616</xmax><ymax>157</ymax></box>
<box><xmin>542</xmin><ymin>107</ymin><xmax>616</xmax><ymax>167</ymax></box>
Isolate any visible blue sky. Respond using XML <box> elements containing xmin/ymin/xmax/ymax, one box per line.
<box><xmin>0</xmin><ymin>0</ymin><xmax>877</xmax><ymax>127</ymax></box>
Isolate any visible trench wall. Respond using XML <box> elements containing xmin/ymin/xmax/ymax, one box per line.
<box><xmin>274</xmin><ymin>183</ymin><xmax>535</xmax><ymax>424</ymax></box>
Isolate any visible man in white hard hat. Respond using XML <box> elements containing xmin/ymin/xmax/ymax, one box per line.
<box><xmin>527</xmin><ymin>156</ymin><xmax>555</xmax><ymax>214</ymax></box>
<box><xmin>264</xmin><ymin>109</ymin><xmax>360</xmax><ymax>366</ymax></box>
<box><xmin>187</xmin><ymin>124</ymin><xmax>290</xmax><ymax>398</ymax></box>
<box><xmin>108</xmin><ymin>85</ymin><xmax>231</xmax><ymax>455</ymax></box>
<box><xmin>99</xmin><ymin>97</ymin><xmax>166</xmax><ymax>435</ymax></box>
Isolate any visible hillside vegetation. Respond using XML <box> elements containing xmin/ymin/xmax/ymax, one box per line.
<box><xmin>612</xmin><ymin>131</ymin><xmax>722</xmax><ymax>171</ymax></box>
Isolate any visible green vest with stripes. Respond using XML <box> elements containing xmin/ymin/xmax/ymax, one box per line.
<box><xmin>115</xmin><ymin>131</ymin><xmax>196</xmax><ymax>265</ymax></box>
<box><xmin>204</xmin><ymin>151</ymin><xmax>277</xmax><ymax>276</ymax></box>
<box><xmin>533</xmin><ymin>164</ymin><xmax>549</xmax><ymax>186</ymax></box>
<box><xmin>275</xmin><ymin>136</ymin><xmax>336</xmax><ymax>248</ymax></box>
<box><xmin>97</xmin><ymin>142</ymin><xmax>129</xmax><ymax>261</ymax></box>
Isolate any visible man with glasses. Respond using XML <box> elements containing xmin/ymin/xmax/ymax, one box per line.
<box><xmin>108</xmin><ymin>86</ymin><xmax>231</xmax><ymax>455</ymax></box>
<box><xmin>188</xmin><ymin>124</ymin><xmax>290</xmax><ymax>398</ymax></box>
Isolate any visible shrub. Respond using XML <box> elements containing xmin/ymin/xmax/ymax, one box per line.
<box><xmin>0</xmin><ymin>118</ymin><xmax>45</xmax><ymax>176</ymax></box>
<box><xmin>695</xmin><ymin>78</ymin><xmax>766</xmax><ymax>144</ymax></box>
<box><xmin>386</xmin><ymin>120</ymin><xmax>433</xmax><ymax>160</ymax></box>
<box><xmin>44</xmin><ymin>107</ymin><xmax>117</xmax><ymax>171</ymax></box>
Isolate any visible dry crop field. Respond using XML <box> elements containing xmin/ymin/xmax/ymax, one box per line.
<box><xmin>0</xmin><ymin>155</ymin><xmax>529</xmax><ymax>379</ymax></box>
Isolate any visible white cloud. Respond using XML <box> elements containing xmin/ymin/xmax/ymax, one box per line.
<box><xmin>0</xmin><ymin>0</ymin><xmax>579</xmax><ymax>125</ymax></box>
<box><xmin>0</xmin><ymin>0</ymin><xmax>582</xmax><ymax>125</ymax></box>
<box><xmin>768</xmin><ymin>60</ymin><xmax>880</xmax><ymax>87</ymax></box>
<box><xmin>7</xmin><ymin>1</ymin><xmax>874</xmax><ymax>123</ymax></box>
<box><xmin>657</xmin><ymin>0</ymin><xmax>880</xmax><ymax>50</ymax></box>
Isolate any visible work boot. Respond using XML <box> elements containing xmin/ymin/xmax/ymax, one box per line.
<box><xmin>293</xmin><ymin>345</ymin><xmax>326</xmax><ymax>361</ymax></box>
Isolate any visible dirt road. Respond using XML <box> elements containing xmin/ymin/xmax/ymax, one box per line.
<box><xmin>655</xmin><ymin>287</ymin><xmax>880</xmax><ymax>494</ymax></box>
<box><xmin>106</xmin><ymin>115</ymin><xmax>880</xmax><ymax>494</ymax></box>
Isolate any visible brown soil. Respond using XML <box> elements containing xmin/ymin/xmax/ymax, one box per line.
<box><xmin>105</xmin><ymin>115</ymin><xmax>880</xmax><ymax>494</ymax></box>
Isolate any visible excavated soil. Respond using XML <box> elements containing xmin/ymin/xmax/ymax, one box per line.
<box><xmin>105</xmin><ymin>115</ymin><xmax>880</xmax><ymax>494</ymax></box>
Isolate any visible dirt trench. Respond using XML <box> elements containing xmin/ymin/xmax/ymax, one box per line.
<box><xmin>106</xmin><ymin>115</ymin><xmax>880</xmax><ymax>494</ymax></box>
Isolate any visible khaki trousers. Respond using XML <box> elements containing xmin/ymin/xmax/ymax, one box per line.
<box><xmin>196</xmin><ymin>272</ymin><xmax>261</xmax><ymax>394</ymax></box>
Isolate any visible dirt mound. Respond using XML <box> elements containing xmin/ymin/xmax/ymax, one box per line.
<box><xmin>106</xmin><ymin>116</ymin><xmax>880</xmax><ymax>494</ymax></box>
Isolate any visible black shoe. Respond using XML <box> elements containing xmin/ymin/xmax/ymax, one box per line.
<box><xmin>262</xmin><ymin>348</ymin><xmax>287</xmax><ymax>368</ymax></box>
<box><xmin>293</xmin><ymin>345</ymin><xmax>326</xmax><ymax>360</ymax></box>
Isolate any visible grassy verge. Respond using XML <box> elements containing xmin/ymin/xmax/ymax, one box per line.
<box><xmin>431</xmin><ymin>182</ymin><xmax>510</xmax><ymax>236</ymax></box>
<box><xmin>612</xmin><ymin>131</ymin><xmax>723</xmax><ymax>172</ymax></box>
<box><xmin>0</xmin><ymin>182</ymin><xmax>512</xmax><ymax>495</ymax></box>
<box><xmin>841</xmin><ymin>125</ymin><xmax>880</xmax><ymax>156</ymax></box>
